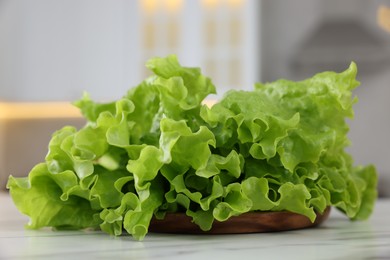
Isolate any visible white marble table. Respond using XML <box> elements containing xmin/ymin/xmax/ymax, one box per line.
<box><xmin>0</xmin><ymin>192</ymin><xmax>389</xmax><ymax>260</ymax></box>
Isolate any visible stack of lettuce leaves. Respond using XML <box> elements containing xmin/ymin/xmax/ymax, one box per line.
<box><xmin>7</xmin><ymin>55</ymin><xmax>377</xmax><ymax>240</ymax></box>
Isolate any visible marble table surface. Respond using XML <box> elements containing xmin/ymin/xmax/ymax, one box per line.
<box><xmin>0</xmin><ymin>192</ymin><xmax>389</xmax><ymax>260</ymax></box>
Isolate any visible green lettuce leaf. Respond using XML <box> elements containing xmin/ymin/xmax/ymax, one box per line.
<box><xmin>7</xmin><ymin>57</ymin><xmax>377</xmax><ymax>241</ymax></box>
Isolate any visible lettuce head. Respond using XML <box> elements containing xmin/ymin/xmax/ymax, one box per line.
<box><xmin>7</xmin><ymin>55</ymin><xmax>377</xmax><ymax>240</ymax></box>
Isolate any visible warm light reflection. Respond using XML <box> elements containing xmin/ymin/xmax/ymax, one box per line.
<box><xmin>165</xmin><ymin>0</ymin><xmax>183</xmax><ymax>13</ymax></box>
<box><xmin>227</xmin><ymin>0</ymin><xmax>244</xmax><ymax>8</ymax></box>
<box><xmin>378</xmin><ymin>5</ymin><xmax>390</xmax><ymax>33</ymax></box>
<box><xmin>0</xmin><ymin>102</ymin><xmax>81</xmax><ymax>119</ymax></box>
<box><xmin>140</xmin><ymin>0</ymin><xmax>183</xmax><ymax>14</ymax></box>
<box><xmin>140</xmin><ymin>0</ymin><xmax>159</xmax><ymax>14</ymax></box>
<box><xmin>201</xmin><ymin>0</ymin><xmax>220</xmax><ymax>10</ymax></box>
<box><xmin>201</xmin><ymin>0</ymin><xmax>244</xmax><ymax>9</ymax></box>
<box><xmin>0</xmin><ymin>101</ymin><xmax>216</xmax><ymax>120</ymax></box>
<box><xmin>202</xmin><ymin>99</ymin><xmax>216</xmax><ymax>107</ymax></box>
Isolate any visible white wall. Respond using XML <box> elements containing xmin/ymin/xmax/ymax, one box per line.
<box><xmin>0</xmin><ymin>0</ymin><xmax>260</xmax><ymax>101</ymax></box>
<box><xmin>0</xmin><ymin>0</ymin><xmax>139</xmax><ymax>102</ymax></box>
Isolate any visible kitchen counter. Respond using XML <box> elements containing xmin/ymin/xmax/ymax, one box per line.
<box><xmin>0</xmin><ymin>192</ymin><xmax>389</xmax><ymax>260</ymax></box>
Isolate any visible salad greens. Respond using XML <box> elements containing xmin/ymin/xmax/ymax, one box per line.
<box><xmin>7</xmin><ymin>55</ymin><xmax>377</xmax><ymax>240</ymax></box>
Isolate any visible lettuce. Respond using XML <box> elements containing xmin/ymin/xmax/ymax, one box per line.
<box><xmin>7</xmin><ymin>55</ymin><xmax>377</xmax><ymax>240</ymax></box>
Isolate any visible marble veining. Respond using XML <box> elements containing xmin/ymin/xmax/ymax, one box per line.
<box><xmin>0</xmin><ymin>192</ymin><xmax>389</xmax><ymax>260</ymax></box>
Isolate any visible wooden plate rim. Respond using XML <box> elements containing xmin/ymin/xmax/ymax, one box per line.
<box><xmin>149</xmin><ymin>207</ymin><xmax>331</xmax><ymax>234</ymax></box>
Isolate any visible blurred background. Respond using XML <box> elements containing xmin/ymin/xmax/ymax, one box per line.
<box><xmin>0</xmin><ymin>0</ymin><xmax>389</xmax><ymax>196</ymax></box>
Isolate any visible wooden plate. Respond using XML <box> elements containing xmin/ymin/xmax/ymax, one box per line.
<box><xmin>149</xmin><ymin>207</ymin><xmax>331</xmax><ymax>234</ymax></box>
